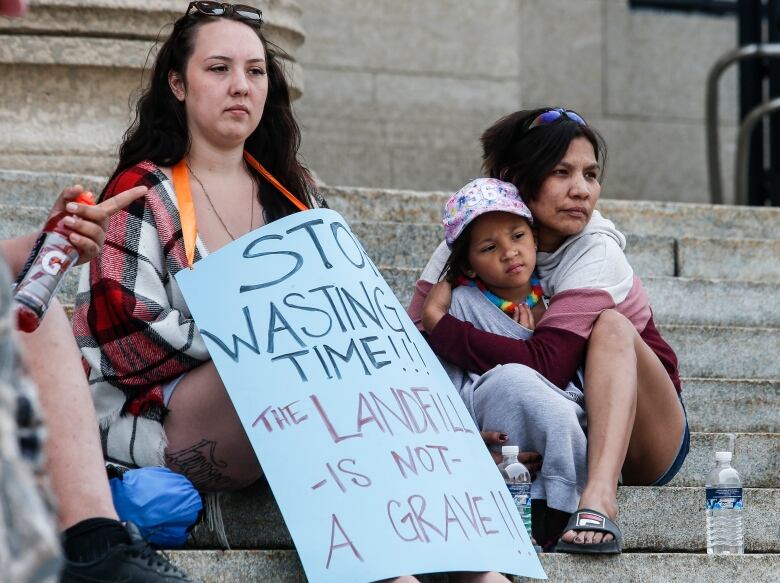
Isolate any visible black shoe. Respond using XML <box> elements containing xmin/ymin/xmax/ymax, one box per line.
<box><xmin>61</xmin><ymin>522</ymin><xmax>198</xmax><ymax>582</ymax></box>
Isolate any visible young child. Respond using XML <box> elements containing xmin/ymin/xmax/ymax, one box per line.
<box><xmin>441</xmin><ymin>177</ymin><xmax>541</xmax><ymax>329</ymax></box>
<box><xmin>435</xmin><ymin>178</ymin><xmax>588</xmax><ymax>548</ymax></box>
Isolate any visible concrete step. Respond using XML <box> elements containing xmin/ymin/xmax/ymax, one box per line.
<box><xmin>641</xmin><ymin>277</ymin><xmax>780</xmax><ymax>329</ymax></box>
<box><xmin>683</xmin><ymin>379</ymin><xmax>780</xmax><ymax>433</ymax></box>
<box><xmin>168</xmin><ymin>550</ymin><xmax>780</xmax><ymax>583</ymax></box>
<box><xmin>671</xmin><ymin>433</ymin><xmax>778</xmax><ymax>488</ymax></box>
<box><xmin>5</xmin><ymin>170</ymin><xmax>780</xmax><ymax>240</ymax></box>
<box><xmin>0</xmin><ymin>169</ymin><xmax>105</xmax><ymax>207</ymax></box>
<box><xmin>170</xmin><ymin>550</ymin><xmax>304</xmax><ymax>583</ymax></box>
<box><xmin>662</xmin><ymin>325</ymin><xmax>780</xmax><ymax>380</ymax></box>
<box><xmin>322</xmin><ymin>185</ymin><xmax>780</xmax><ymax>240</ymax></box>
<box><xmin>678</xmin><ymin>236</ymin><xmax>780</xmax><ymax>283</ymax></box>
<box><xmin>0</xmin><ymin>204</ymin><xmax>53</xmax><ymax>240</ymax></box>
<box><xmin>519</xmin><ymin>553</ymin><xmax>780</xmax><ymax>583</ymax></box>
<box><xmin>188</xmin><ymin>485</ymin><xmax>779</xmax><ymax>552</ymax></box>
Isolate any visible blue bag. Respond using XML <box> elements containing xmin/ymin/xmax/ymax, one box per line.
<box><xmin>109</xmin><ymin>466</ymin><xmax>203</xmax><ymax>548</ymax></box>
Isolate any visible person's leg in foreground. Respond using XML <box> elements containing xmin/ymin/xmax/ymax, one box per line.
<box><xmin>20</xmin><ymin>299</ymin><xmax>195</xmax><ymax>582</ymax></box>
<box><xmin>558</xmin><ymin>310</ymin><xmax>686</xmax><ymax>550</ymax></box>
<box><xmin>0</xmin><ymin>262</ymin><xmax>61</xmax><ymax>582</ymax></box>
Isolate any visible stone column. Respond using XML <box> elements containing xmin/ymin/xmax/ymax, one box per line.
<box><xmin>0</xmin><ymin>0</ymin><xmax>304</xmax><ymax>176</ymax></box>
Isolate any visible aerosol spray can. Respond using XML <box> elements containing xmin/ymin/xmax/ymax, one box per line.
<box><xmin>14</xmin><ymin>191</ymin><xmax>95</xmax><ymax>332</ymax></box>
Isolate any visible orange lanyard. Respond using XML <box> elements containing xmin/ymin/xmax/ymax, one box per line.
<box><xmin>171</xmin><ymin>152</ymin><xmax>309</xmax><ymax>268</ymax></box>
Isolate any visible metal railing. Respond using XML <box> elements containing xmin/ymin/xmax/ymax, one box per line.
<box><xmin>705</xmin><ymin>43</ymin><xmax>780</xmax><ymax>204</ymax></box>
<box><xmin>735</xmin><ymin>97</ymin><xmax>780</xmax><ymax>205</ymax></box>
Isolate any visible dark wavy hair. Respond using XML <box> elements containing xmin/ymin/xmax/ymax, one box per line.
<box><xmin>104</xmin><ymin>10</ymin><xmax>313</xmax><ymax>220</ymax></box>
<box><xmin>481</xmin><ymin>108</ymin><xmax>607</xmax><ymax>202</ymax></box>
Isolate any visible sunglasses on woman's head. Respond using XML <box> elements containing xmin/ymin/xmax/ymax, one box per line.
<box><xmin>186</xmin><ymin>1</ymin><xmax>263</xmax><ymax>23</ymax></box>
<box><xmin>528</xmin><ymin>108</ymin><xmax>587</xmax><ymax>130</ymax></box>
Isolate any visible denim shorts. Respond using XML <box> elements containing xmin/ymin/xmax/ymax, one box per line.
<box><xmin>649</xmin><ymin>393</ymin><xmax>690</xmax><ymax>486</ymax></box>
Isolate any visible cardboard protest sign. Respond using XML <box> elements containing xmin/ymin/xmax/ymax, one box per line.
<box><xmin>176</xmin><ymin>208</ymin><xmax>546</xmax><ymax>582</ymax></box>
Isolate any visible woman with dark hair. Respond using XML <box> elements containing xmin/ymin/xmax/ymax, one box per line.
<box><xmin>72</xmin><ymin>2</ymin><xmax>320</xmax><ymax>491</ymax></box>
<box><xmin>411</xmin><ymin>108</ymin><xmax>688</xmax><ymax>554</ymax></box>
<box><xmin>71</xmin><ymin>4</ymin><xmax>512</xmax><ymax>581</ymax></box>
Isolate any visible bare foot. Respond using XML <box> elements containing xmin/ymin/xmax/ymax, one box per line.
<box><xmin>559</xmin><ymin>487</ymin><xmax>618</xmax><ymax>546</ymax></box>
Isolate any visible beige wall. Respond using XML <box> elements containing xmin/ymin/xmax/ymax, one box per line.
<box><xmin>0</xmin><ymin>1</ymin><xmax>741</xmax><ymax>204</ymax></box>
<box><xmin>0</xmin><ymin>0</ymin><xmax>303</xmax><ymax>177</ymax></box>
<box><xmin>295</xmin><ymin>0</ymin><xmax>740</xmax><ymax>203</ymax></box>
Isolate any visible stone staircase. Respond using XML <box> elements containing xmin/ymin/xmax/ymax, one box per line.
<box><xmin>1</xmin><ymin>172</ymin><xmax>778</xmax><ymax>582</ymax></box>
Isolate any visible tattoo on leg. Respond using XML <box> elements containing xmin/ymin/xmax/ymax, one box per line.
<box><xmin>166</xmin><ymin>439</ymin><xmax>232</xmax><ymax>490</ymax></box>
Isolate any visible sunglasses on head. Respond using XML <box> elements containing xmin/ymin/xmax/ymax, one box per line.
<box><xmin>186</xmin><ymin>1</ymin><xmax>263</xmax><ymax>23</ymax></box>
<box><xmin>528</xmin><ymin>108</ymin><xmax>587</xmax><ymax>130</ymax></box>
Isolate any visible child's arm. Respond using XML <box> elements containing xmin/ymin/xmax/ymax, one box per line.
<box><xmin>428</xmin><ymin>312</ymin><xmax>586</xmax><ymax>389</ymax></box>
<box><xmin>408</xmin><ymin>241</ymin><xmax>450</xmax><ymax>330</ymax></box>
<box><xmin>420</xmin><ymin>280</ymin><xmax>453</xmax><ymax>333</ymax></box>
<box><xmin>422</xmin><ymin>281</ymin><xmax>537</xmax><ymax>333</ymax></box>
<box><xmin>423</xmin><ymin>283</ymin><xmax>593</xmax><ymax>389</ymax></box>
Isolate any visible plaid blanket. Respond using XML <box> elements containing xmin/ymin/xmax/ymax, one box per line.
<box><xmin>72</xmin><ymin>161</ymin><xmax>211</xmax><ymax>467</ymax></box>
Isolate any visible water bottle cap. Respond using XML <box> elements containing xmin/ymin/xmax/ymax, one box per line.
<box><xmin>715</xmin><ymin>451</ymin><xmax>732</xmax><ymax>462</ymax></box>
<box><xmin>501</xmin><ymin>445</ymin><xmax>519</xmax><ymax>455</ymax></box>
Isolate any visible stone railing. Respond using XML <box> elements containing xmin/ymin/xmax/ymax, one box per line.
<box><xmin>0</xmin><ymin>0</ymin><xmax>304</xmax><ymax>178</ymax></box>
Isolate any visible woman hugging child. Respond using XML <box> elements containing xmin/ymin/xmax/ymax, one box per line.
<box><xmin>436</xmin><ymin>177</ymin><xmax>588</xmax><ymax>549</ymax></box>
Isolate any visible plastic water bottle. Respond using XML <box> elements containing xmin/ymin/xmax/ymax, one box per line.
<box><xmin>498</xmin><ymin>445</ymin><xmax>532</xmax><ymax>537</ymax></box>
<box><xmin>13</xmin><ymin>191</ymin><xmax>95</xmax><ymax>332</ymax></box>
<box><xmin>706</xmin><ymin>451</ymin><xmax>744</xmax><ymax>555</ymax></box>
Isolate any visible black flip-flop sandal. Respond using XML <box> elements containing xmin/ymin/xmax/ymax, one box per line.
<box><xmin>555</xmin><ymin>508</ymin><xmax>622</xmax><ymax>554</ymax></box>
